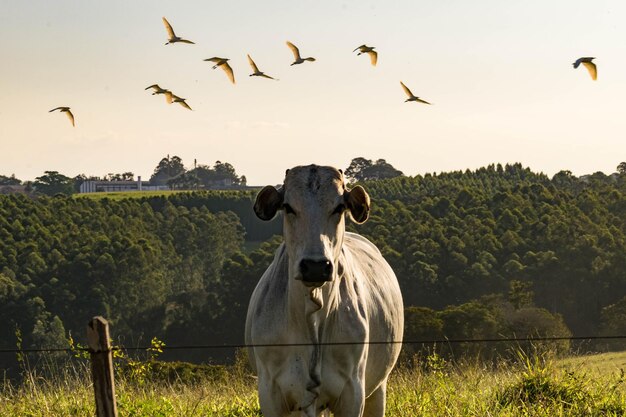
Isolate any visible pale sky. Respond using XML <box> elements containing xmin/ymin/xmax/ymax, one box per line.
<box><xmin>1</xmin><ymin>0</ymin><xmax>624</xmax><ymax>185</ymax></box>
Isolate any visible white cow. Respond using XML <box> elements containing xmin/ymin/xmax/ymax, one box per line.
<box><xmin>245</xmin><ymin>165</ymin><xmax>404</xmax><ymax>417</ymax></box>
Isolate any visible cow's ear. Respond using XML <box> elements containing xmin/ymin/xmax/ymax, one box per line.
<box><xmin>254</xmin><ymin>185</ymin><xmax>283</xmax><ymax>221</ymax></box>
<box><xmin>345</xmin><ymin>185</ymin><xmax>370</xmax><ymax>224</ymax></box>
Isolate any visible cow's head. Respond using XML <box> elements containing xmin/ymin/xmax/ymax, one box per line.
<box><xmin>254</xmin><ymin>165</ymin><xmax>370</xmax><ymax>286</ymax></box>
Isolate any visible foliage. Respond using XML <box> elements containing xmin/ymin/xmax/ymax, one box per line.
<box><xmin>150</xmin><ymin>155</ymin><xmax>186</xmax><ymax>185</ymax></box>
<box><xmin>0</xmin><ymin>174</ymin><xmax>21</xmax><ymax>185</ymax></box>
<box><xmin>117</xmin><ymin>337</ymin><xmax>166</xmax><ymax>385</ymax></box>
<box><xmin>33</xmin><ymin>171</ymin><xmax>74</xmax><ymax>195</ymax></box>
<box><xmin>0</xmin><ymin>193</ymin><xmax>247</xmax><ymax>373</ymax></box>
<box><xmin>2</xmin><ymin>162</ymin><xmax>626</xmax><ymax>373</ymax></box>
<box><xmin>148</xmin><ymin>155</ymin><xmax>247</xmax><ymax>189</ymax></box>
<box><xmin>403</xmin><ymin>295</ymin><xmax>571</xmax><ymax>362</ymax></box>
<box><xmin>103</xmin><ymin>172</ymin><xmax>135</xmax><ymax>181</ymax></box>
<box><xmin>600</xmin><ymin>296</ymin><xmax>626</xmax><ymax>351</ymax></box>
<box><xmin>356</xmin><ymin>163</ymin><xmax>626</xmax><ymax>338</ymax></box>
<box><xmin>167</xmin><ymin>161</ymin><xmax>247</xmax><ymax>189</ymax></box>
<box><xmin>344</xmin><ymin>157</ymin><xmax>404</xmax><ymax>183</ymax></box>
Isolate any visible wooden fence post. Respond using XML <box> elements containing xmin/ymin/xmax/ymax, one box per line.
<box><xmin>87</xmin><ymin>316</ymin><xmax>118</xmax><ymax>417</ymax></box>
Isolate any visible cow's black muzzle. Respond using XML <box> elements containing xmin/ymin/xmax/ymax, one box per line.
<box><xmin>299</xmin><ymin>259</ymin><xmax>333</xmax><ymax>283</ymax></box>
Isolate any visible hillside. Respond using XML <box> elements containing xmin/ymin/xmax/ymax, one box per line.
<box><xmin>1</xmin><ymin>164</ymin><xmax>626</xmax><ymax>374</ymax></box>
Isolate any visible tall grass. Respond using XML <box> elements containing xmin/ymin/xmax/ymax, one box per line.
<box><xmin>2</xmin><ymin>352</ymin><xmax>625</xmax><ymax>416</ymax></box>
<box><xmin>388</xmin><ymin>351</ymin><xmax>626</xmax><ymax>416</ymax></box>
<box><xmin>1</xmin><ymin>359</ymin><xmax>260</xmax><ymax>417</ymax></box>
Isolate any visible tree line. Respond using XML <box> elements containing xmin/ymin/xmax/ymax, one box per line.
<box><xmin>356</xmin><ymin>164</ymin><xmax>626</xmax><ymax>339</ymax></box>
<box><xmin>0</xmin><ymin>155</ymin><xmax>247</xmax><ymax>195</ymax></box>
<box><xmin>1</xmin><ymin>162</ymin><xmax>626</xmax><ymax>374</ymax></box>
<box><xmin>2</xmin><ymin>156</ymin><xmax>407</xmax><ymax>195</ymax></box>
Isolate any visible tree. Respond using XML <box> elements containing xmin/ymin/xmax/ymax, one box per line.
<box><xmin>345</xmin><ymin>157</ymin><xmax>403</xmax><ymax>183</ymax></box>
<box><xmin>617</xmin><ymin>162</ymin><xmax>626</xmax><ymax>175</ymax></box>
<box><xmin>150</xmin><ymin>155</ymin><xmax>186</xmax><ymax>185</ymax></box>
<box><xmin>0</xmin><ymin>174</ymin><xmax>21</xmax><ymax>185</ymax></box>
<box><xmin>599</xmin><ymin>296</ymin><xmax>626</xmax><ymax>351</ymax></box>
<box><xmin>73</xmin><ymin>174</ymin><xmax>102</xmax><ymax>192</ymax></box>
<box><xmin>508</xmin><ymin>280</ymin><xmax>534</xmax><ymax>309</ymax></box>
<box><xmin>167</xmin><ymin>171</ymin><xmax>200</xmax><ymax>189</ymax></box>
<box><xmin>33</xmin><ymin>171</ymin><xmax>74</xmax><ymax>195</ymax></box>
<box><xmin>212</xmin><ymin>161</ymin><xmax>241</xmax><ymax>185</ymax></box>
<box><xmin>345</xmin><ymin>157</ymin><xmax>373</xmax><ymax>183</ymax></box>
<box><xmin>366</xmin><ymin>159</ymin><xmax>404</xmax><ymax>181</ymax></box>
<box><xmin>104</xmin><ymin>172</ymin><xmax>134</xmax><ymax>181</ymax></box>
<box><xmin>403</xmin><ymin>306</ymin><xmax>444</xmax><ymax>359</ymax></box>
<box><xmin>552</xmin><ymin>170</ymin><xmax>575</xmax><ymax>187</ymax></box>
<box><xmin>504</xmin><ymin>307</ymin><xmax>571</xmax><ymax>355</ymax></box>
<box><xmin>149</xmin><ymin>157</ymin><xmax>246</xmax><ymax>190</ymax></box>
<box><xmin>188</xmin><ymin>161</ymin><xmax>245</xmax><ymax>188</ymax></box>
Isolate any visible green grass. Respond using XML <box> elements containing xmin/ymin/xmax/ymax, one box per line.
<box><xmin>2</xmin><ymin>352</ymin><xmax>625</xmax><ymax>416</ymax></box>
<box><xmin>1</xmin><ymin>365</ymin><xmax>260</xmax><ymax>417</ymax></box>
<box><xmin>558</xmin><ymin>350</ymin><xmax>626</xmax><ymax>377</ymax></box>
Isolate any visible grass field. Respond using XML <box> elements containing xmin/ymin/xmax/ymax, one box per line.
<box><xmin>2</xmin><ymin>351</ymin><xmax>625</xmax><ymax>416</ymax></box>
<box><xmin>558</xmin><ymin>350</ymin><xmax>626</xmax><ymax>377</ymax></box>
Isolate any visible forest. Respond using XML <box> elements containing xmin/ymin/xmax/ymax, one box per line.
<box><xmin>1</xmin><ymin>163</ymin><xmax>626</xmax><ymax>374</ymax></box>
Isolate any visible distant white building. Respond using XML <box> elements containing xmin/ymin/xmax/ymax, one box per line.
<box><xmin>79</xmin><ymin>176</ymin><xmax>169</xmax><ymax>193</ymax></box>
<box><xmin>79</xmin><ymin>176</ymin><xmax>254</xmax><ymax>194</ymax></box>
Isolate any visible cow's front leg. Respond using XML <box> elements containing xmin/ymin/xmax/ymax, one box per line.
<box><xmin>257</xmin><ymin>375</ymin><xmax>290</xmax><ymax>417</ymax></box>
<box><xmin>331</xmin><ymin>380</ymin><xmax>366</xmax><ymax>417</ymax></box>
<box><xmin>363</xmin><ymin>380</ymin><xmax>387</xmax><ymax>417</ymax></box>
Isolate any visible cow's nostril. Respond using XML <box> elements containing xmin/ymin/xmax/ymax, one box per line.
<box><xmin>299</xmin><ymin>259</ymin><xmax>333</xmax><ymax>282</ymax></box>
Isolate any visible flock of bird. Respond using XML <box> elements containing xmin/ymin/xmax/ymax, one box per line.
<box><xmin>49</xmin><ymin>16</ymin><xmax>599</xmax><ymax>127</ymax></box>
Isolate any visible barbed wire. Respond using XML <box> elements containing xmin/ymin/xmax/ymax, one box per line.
<box><xmin>0</xmin><ymin>335</ymin><xmax>624</xmax><ymax>354</ymax></box>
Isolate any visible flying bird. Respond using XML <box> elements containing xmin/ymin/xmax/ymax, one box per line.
<box><xmin>145</xmin><ymin>84</ymin><xmax>171</xmax><ymax>98</ymax></box>
<box><xmin>400</xmin><ymin>82</ymin><xmax>431</xmax><ymax>105</ymax></box>
<box><xmin>286</xmin><ymin>41</ymin><xmax>316</xmax><ymax>66</ymax></box>
<box><xmin>162</xmin><ymin>17</ymin><xmax>195</xmax><ymax>45</ymax></box>
<box><xmin>353</xmin><ymin>45</ymin><xmax>377</xmax><ymax>66</ymax></box>
<box><xmin>572</xmin><ymin>57</ymin><xmax>597</xmax><ymax>80</ymax></box>
<box><xmin>166</xmin><ymin>93</ymin><xmax>192</xmax><ymax>110</ymax></box>
<box><xmin>49</xmin><ymin>106</ymin><xmax>75</xmax><ymax>126</ymax></box>
<box><xmin>247</xmin><ymin>54</ymin><xmax>278</xmax><ymax>80</ymax></box>
<box><xmin>147</xmin><ymin>84</ymin><xmax>172</xmax><ymax>104</ymax></box>
<box><xmin>204</xmin><ymin>57</ymin><xmax>235</xmax><ymax>84</ymax></box>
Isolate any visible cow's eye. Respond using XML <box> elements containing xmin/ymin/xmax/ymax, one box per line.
<box><xmin>332</xmin><ymin>204</ymin><xmax>345</xmax><ymax>215</ymax></box>
<box><xmin>283</xmin><ymin>203</ymin><xmax>296</xmax><ymax>215</ymax></box>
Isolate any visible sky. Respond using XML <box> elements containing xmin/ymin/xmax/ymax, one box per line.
<box><xmin>1</xmin><ymin>0</ymin><xmax>624</xmax><ymax>185</ymax></box>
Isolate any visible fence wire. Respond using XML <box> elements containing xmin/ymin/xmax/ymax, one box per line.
<box><xmin>1</xmin><ymin>334</ymin><xmax>625</xmax><ymax>354</ymax></box>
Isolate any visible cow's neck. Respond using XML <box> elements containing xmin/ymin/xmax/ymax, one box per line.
<box><xmin>286</xmin><ymin>265</ymin><xmax>340</xmax><ymax>340</ymax></box>
<box><xmin>286</xmin><ymin>259</ymin><xmax>342</xmax><ymax>408</ymax></box>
